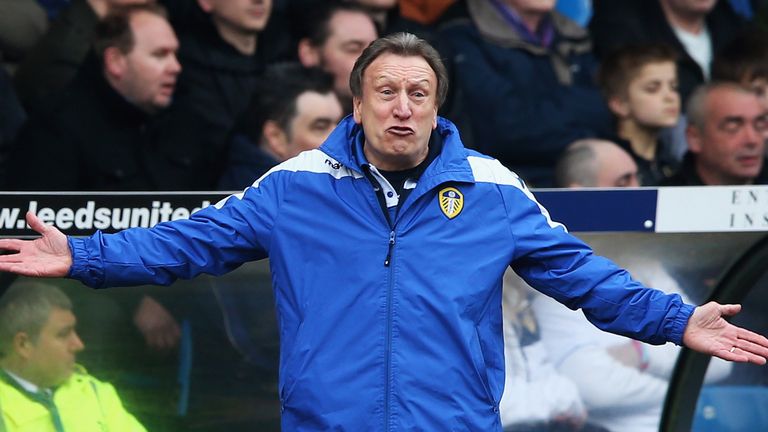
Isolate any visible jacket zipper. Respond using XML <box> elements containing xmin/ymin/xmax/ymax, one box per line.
<box><xmin>384</xmin><ymin>231</ymin><xmax>396</xmax><ymax>266</ymax></box>
<box><xmin>384</xmin><ymin>228</ymin><xmax>396</xmax><ymax>431</ymax></box>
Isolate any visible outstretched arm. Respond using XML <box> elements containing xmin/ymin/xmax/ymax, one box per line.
<box><xmin>683</xmin><ymin>302</ymin><xmax>768</xmax><ymax>365</ymax></box>
<box><xmin>0</xmin><ymin>212</ymin><xmax>72</xmax><ymax>277</ymax></box>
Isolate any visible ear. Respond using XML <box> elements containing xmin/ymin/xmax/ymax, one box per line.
<box><xmin>432</xmin><ymin>106</ymin><xmax>438</xmax><ymax>130</ymax></box>
<box><xmin>262</xmin><ymin>120</ymin><xmax>290</xmax><ymax>160</ymax></box>
<box><xmin>103</xmin><ymin>46</ymin><xmax>127</xmax><ymax>80</ymax></box>
<box><xmin>608</xmin><ymin>95</ymin><xmax>630</xmax><ymax>118</ymax></box>
<box><xmin>298</xmin><ymin>39</ymin><xmax>321</xmax><ymax>67</ymax></box>
<box><xmin>197</xmin><ymin>0</ymin><xmax>214</xmax><ymax>13</ymax></box>
<box><xmin>686</xmin><ymin>124</ymin><xmax>702</xmax><ymax>154</ymax></box>
<box><xmin>352</xmin><ymin>97</ymin><xmax>363</xmax><ymax>124</ymax></box>
<box><xmin>13</xmin><ymin>332</ymin><xmax>33</xmax><ymax>360</ymax></box>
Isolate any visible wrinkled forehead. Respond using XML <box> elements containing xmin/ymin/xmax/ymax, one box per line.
<box><xmin>708</xmin><ymin>88</ymin><xmax>764</xmax><ymax>117</ymax></box>
<box><xmin>364</xmin><ymin>54</ymin><xmax>437</xmax><ymax>85</ymax></box>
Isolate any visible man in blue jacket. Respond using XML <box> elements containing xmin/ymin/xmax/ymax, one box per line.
<box><xmin>2</xmin><ymin>32</ymin><xmax>768</xmax><ymax>431</ymax></box>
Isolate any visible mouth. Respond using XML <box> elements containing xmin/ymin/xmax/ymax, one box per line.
<box><xmin>386</xmin><ymin>126</ymin><xmax>414</xmax><ymax>136</ymax></box>
<box><xmin>737</xmin><ymin>155</ymin><xmax>762</xmax><ymax>167</ymax></box>
<box><xmin>247</xmin><ymin>7</ymin><xmax>266</xmax><ymax>18</ymax></box>
<box><xmin>160</xmin><ymin>82</ymin><xmax>176</xmax><ymax>95</ymax></box>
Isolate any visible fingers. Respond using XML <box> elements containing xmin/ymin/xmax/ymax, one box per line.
<box><xmin>737</xmin><ymin>329</ymin><xmax>768</xmax><ymax>357</ymax></box>
<box><xmin>735</xmin><ymin>339</ymin><xmax>768</xmax><ymax>364</ymax></box>
<box><xmin>0</xmin><ymin>239</ymin><xmax>24</xmax><ymax>253</ymax></box>
<box><xmin>718</xmin><ymin>303</ymin><xmax>742</xmax><ymax>317</ymax></box>
<box><xmin>25</xmin><ymin>211</ymin><xmax>49</xmax><ymax>235</ymax></box>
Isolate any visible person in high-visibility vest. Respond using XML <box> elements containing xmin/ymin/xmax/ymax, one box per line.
<box><xmin>0</xmin><ymin>282</ymin><xmax>145</xmax><ymax>432</ymax></box>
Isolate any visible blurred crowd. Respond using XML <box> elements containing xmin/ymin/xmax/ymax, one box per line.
<box><xmin>2</xmin><ymin>0</ymin><xmax>768</xmax><ymax>431</ymax></box>
<box><xmin>1</xmin><ymin>0</ymin><xmax>768</xmax><ymax>192</ymax></box>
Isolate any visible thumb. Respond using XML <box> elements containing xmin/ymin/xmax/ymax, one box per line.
<box><xmin>719</xmin><ymin>303</ymin><xmax>742</xmax><ymax>317</ymax></box>
<box><xmin>26</xmin><ymin>211</ymin><xmax>49</xmax><ymax>234</ymax></box>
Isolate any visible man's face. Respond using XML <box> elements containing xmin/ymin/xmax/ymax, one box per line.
<box><xmin>198</xmin><ymin>0</ymin><xmax>272</xmax><ymax>33</ymax></box>
<box><xmin>111</xmin><ymin>11</ymin><xmax>181</xmax><ymax>113</ymax></box>
<box><xmin>319</xmin><ymin>10</ymin><xmax>378</xmax><ymax>100</ymax></box>
<box><xmin>23</xmin><ymin>308</ymin><xmax>84</xmax><ymax>388</ymax></box>
<box><xmin>284</xmin><ymin>91</ymin><xmax>344</xmax><ymax>159</ymax></box>
<box><xmin>689</xmin><ymin>88</ymin><xmax>768</xmax><ymax>184</ymax></box>
<box><xmin>620</xmin><ymin>61</ymin><xmax>680</xmax><ymax>129</ymax></box>
<box><xmin>594</xmin><ymin>143</ymin><xmax>640</xmax><ymax>187</ymax></box>
<box><xmin>353</xmin><ymin>53</ymin><xmax>438</xmax><ymax>171</ymax></box>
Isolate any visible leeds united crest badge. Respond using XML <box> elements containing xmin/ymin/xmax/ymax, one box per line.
<box><xmin>438</xmin><ymin>187</ymin><xmax>463</xmax><ymax>219</ymax></box>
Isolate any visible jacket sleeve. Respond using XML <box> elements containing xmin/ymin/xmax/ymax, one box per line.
<box><xmin>500</xmin><ymin>180</ymin><xmax>694</xmax><ymax>345</ymax></box>
<box><xmin>67</xmin><ymin>169</ymin><xmax>289</xmax><ymax>288</ymax></box>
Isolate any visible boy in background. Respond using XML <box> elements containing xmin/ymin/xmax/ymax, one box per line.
<box><xmin>597</xmin><ymin>44</ymin><xmax>682</xmax><ymax>185</ymax></box>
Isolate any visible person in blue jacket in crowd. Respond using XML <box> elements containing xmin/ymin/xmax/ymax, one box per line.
<box><xmin>2</xmin><ymin>32</ymin><xmax>768</xmax><ymax>431</ymax></box>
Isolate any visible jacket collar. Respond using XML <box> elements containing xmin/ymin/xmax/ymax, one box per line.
<box><xmin>320</xmin><ymin>115</ymin><xmax>475</xmax><ymax>188</ymax></box>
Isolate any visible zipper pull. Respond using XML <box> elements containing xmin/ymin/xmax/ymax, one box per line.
<box><xmin>384</xmin><ymin>231</ymin><xmax>396</xmax><ymax>266</ymax></box>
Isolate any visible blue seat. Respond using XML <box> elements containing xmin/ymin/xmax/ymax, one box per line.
<box><xmin>693</xmin><ymin>385</ymin><xmax>768</xmax><ymax>431</ymax></box>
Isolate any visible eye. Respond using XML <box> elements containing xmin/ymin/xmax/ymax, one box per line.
<box><xmin>643</xmin><ymin>82</ymin><xmax>660</xmax><ymax>93</ymax></box>
<box><xmin>721</xmin><ymin>119</ymin><xmax>744</xmax><ymax>134</ymax></box>
<box><xmin>754</xmin><ymin>116</ymin><xmax>768</xmax><ymax>133</ymax></box>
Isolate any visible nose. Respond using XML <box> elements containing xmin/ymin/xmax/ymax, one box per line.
<box><xmin>168</xmin><ymin>54</ymin><xmax>182</xmax><ymax>75</ymax></box>
<box><xmin>744</xmin><ymin>122</ymin><xmax>763</xmax><ymax>146</ymax></box>
<box><xmin>393</xmin><ymin>92</ymin><xmax>412</xmax><ymax>119</ymax></box>
<box><xmin>664</xmin><ymin>85</ymin><xmax>678</xmax><ymax>102</ymax></box>
<box><xmin>71</xmin><ymin>332</ymin><xmax>85</xmax><ymax>352</ymax></box>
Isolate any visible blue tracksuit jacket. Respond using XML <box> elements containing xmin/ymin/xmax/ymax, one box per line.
<box><xmin>68</xmin><ymin>116</ymin><xmax>694</xmax><ymax>431</ymax></box>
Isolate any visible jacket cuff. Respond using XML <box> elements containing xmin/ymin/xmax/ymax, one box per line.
<box><xmin>67</xmin><ymin>235</ymin><xmax>105</xmax><ymax>288</ymax></box>
<box><xmin>669</xmin><ymin>302</ymin><xmax>696</xmax><ymax>346</ymax></box>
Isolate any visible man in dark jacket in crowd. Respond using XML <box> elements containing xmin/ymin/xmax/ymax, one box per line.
<box><xmin>13</xmin><ymin>0</ymin><xmax>151</xmax><ymax>111</ymax></box>
<box><xmin>436</xmin><ymin>0</ymin><xmax>613</xmax><ymax>187</ymax></box>
<box><xmin>157</xmin><ymin>0</ymin><xmax>280</xmax><ymax>189</ymax></box>
<box><xmin>8</xmin><ymin>4</ymin><xmax>183</xmax><ymax>191</ymax></box>
<box><xmin>664</xmin><ymin>82</ymin><xmax>768</xmax><ymax>186</ymax></box>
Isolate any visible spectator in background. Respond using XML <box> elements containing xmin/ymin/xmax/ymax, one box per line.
<box><xmin>597</xmin><ymin>44</ymin><xmax>681</xmax><ymax>185</ymax></box>
<box><xmin>711</xmin><ymin>29</ymin><xmax>768</xmax><ymax>110</ymax></box>
<box><xmin>663</xmin><ymin>82</ymin><xmax>768</xmax><ymax>186</ymax></box>
<box><xmin>219</xmin><ymin>63</ymin><xmax>343</xmax><ymax>190</ymax></box>
<box><xmin>160</xmin><ymin>0</ymin><xmax>274</xmax><ymax>189</ymax></box>
<box><xmin>532</xmin><ymin>258</ymin><xmax>733</xmax><ymax>432</ymax></box>
<box><xmin>436</xmin><ymin>0</ymin><xmax>613</xmax><ymax>187</ymax></box>
<box><xmin>554</xmin><ymin>139</ymin><xmax>640</xmax><ymax>188</ymax></box>
<box><xmin>7</xmin><ymin>3</ymin><xmax>182</xmax><ymax>191</ymax></box>
<box><xmin>0</xmin><ymin>282</ymin><xmax>146</xmax><ymax>432</ymax></box>
<box><xmin>296</xmin><ymin>0</ymin><xmax>378</xmax><ymax>113</ymax></box>
<box><xmin>590</xmin><ymin>0</ymin><xmax>745</xmax><ymax>104</ymax></box>
<box><xmin>13</xmin><ymin>0</ymin><xmax>150</xmax><ymax>111</ymax></box>
<box><xmin>500</xmin><ymin>271</ymin><xmax>610</xmax><ymax>432</ymax></box>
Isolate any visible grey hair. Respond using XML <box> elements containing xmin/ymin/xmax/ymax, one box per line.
<box><xmin>554</xmin><ymin>139</ymin><xmax>601</xmax><ymax>187</ymax></box>
<box><xmin>349</xmin><ymin>32</ymin><xmax>449</xmax><ymax>108</ymax></box>
<box><xmin>0</xmin><ymin>283</ymin><xmax>72</xmax><ymax>358</ymax></box>
<box><xmin>687</xmin><ymin>81</ymin><xmax>756</xmax><ymax>130</ymax></box>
